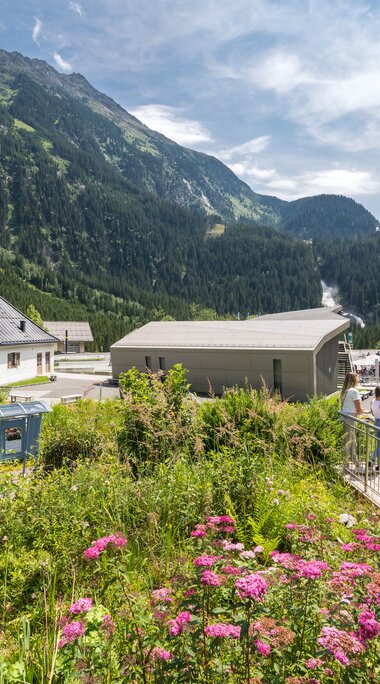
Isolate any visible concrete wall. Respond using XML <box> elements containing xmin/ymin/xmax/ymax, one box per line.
<box><xmin>0</xmin><ymin>344</ymin><xmax>55</xmax><ymax>384</ymax></box>
<box><xmin>111</xmin><ymin>346</ymin><xmax>315</xmax><ymax>401</ymax></box>
<box><xmin>315</xmin><ymin>336</ymin><xmax>339</xmax><ymax>396</ymax></box>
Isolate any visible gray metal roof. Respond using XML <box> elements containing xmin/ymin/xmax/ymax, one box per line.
<box><xmin>0</xmin><ymin>297</ymin><xmax>59</xmax><ymax>347</ymax></box>
<box><xmin>111</xmin><ymin>316</ymin><xmax>350</xmax><ymax>352</ymax></box>
<box><xmin>44</xmin><ymin>321</ymin><xmax>94</xmax><ymax>342</ymax></box>
<box><xmin>0</xmin><ymin>400</ymin><xmax>51</xmax><ymax>418</ymax></box>
<box><xmin>258</xmin><ymin>306</ymin><xmax>343</xmax><ymax>320</ymax></box>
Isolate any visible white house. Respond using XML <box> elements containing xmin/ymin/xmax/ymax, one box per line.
<box><xmin>0</xmin><ymin>297</ymin><xmax>58</xmax><ymax>384</ymax></box>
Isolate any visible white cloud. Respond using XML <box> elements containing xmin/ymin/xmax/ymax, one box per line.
<box><xmin>249</xmin><ymin>52</ymin><xmax>308</xmax><ymax>94</ymax></box>
<box><xmin>130</xmin><ymin>104</ymin><xmax>212</xmax><ymax>146</ymax></box>
<box><xmin>53</xmin><ymin>52</ymin><xmax>73</xmax><ymax>73</ymax></box>
<box><xmin>218</xmin><ymin>136</ymin><xmax>271</xmax><ymax>162</ymax></box>
<box><xmin>264</xmin><ymin>169</ymin><xmax>380</xmax><ymax>201</ymax></box>
<box><xmin>69</xmin><ymin>2</ymin><xmax>84</xmax><ymax>17</ymax></box>
<box><xmin>229</xmin><ymin>163</ymin><xmax>277</xmax><ymax>182</ymax></box>
<box><xmin>32</xmin><ymin>17</ymin><xmax>42</xmax><ymax>43</ymax></box>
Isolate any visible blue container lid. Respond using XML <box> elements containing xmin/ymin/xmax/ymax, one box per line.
<box><xmin>0</xmin><ymin>401</ymin><xmax>51</xmax><ymax>418</ymax></box>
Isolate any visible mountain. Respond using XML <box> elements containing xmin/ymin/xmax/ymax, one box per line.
<box><xmin>0</xmin><ymin>50</ymin><xmax>323</xmax><ymax>347</ymax></box>
<box><xmin>0</xmin><ymin>49</ymin><xmax>377</xmax><ymax>239</ymax></box>
<box><xmin>0</xmin><ymin>50</ymin><xmax>281</xmax><ymax>226</ymax></box>
<box><xmin>280</xmin><ymin>194</ymin><xmax>378</xmax><ymax>239</ymax></box>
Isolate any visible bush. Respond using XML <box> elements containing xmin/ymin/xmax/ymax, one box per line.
<box><xmin>40</xmin><ymin>399</ymin><xmax>121</xmax><ymax>469</ymax></box>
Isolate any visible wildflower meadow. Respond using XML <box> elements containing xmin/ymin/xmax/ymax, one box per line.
<box><xmin>0</xmin><ymin>366</ymin><xmax>379</xmax><ymax>682</ymax></box>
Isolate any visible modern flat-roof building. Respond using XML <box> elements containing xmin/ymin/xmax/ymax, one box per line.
<box><xmin>0</xmin><ymin>297</ymin><xmax>58</xmax><ymax>384</ymax></box>
<box><xmin>111</xmin><ymin>307</ymin><xmax>350</xmax><ymax>401</ymax></box>
<box><xmin>44</xmin><ymin>322</ymin><xmax>94</xmax><ymax>353</ymax></box>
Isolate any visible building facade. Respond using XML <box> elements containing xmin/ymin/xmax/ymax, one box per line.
<box><xmin>0</xmin><ymin>297</ymin><xmax>58</xmax><ymax>384</ymax></box>
<box><xmin>111</xmin><ymin>308</ymin><xmax>350</xmax><ymax>402</ymax></box>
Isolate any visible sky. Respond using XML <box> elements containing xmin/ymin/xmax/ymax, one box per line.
<box><xmin>2</xmin><ymin>0</ymin><xmax>380</xmax><ymax>217</ymax></box>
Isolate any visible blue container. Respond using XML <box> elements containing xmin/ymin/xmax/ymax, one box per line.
<box><xmin>0</xmin><ymin>401</ymin><xmax>51</xmax><ymax>475</ymax></box>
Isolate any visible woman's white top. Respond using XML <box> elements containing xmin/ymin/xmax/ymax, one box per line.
<box><xmin>342</xmin><ymin>387</ymin><xmax>361</xmax><ymax>414</ymax></box>
<box><xmin>371</xmin><ymin>399</ymin><xmax>380</xmax><ymax>419</ymax></box>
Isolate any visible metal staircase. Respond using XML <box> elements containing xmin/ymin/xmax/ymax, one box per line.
<box><xmin>337</xmin><ymin>337</ymin><xmax>354</xmax><ymax>388</ymax></box>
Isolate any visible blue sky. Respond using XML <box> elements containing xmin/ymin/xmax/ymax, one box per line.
<box><xmin>2</xmin><ymin>0</ymin><xmax>380</xmax><ymax>217</ymax></box>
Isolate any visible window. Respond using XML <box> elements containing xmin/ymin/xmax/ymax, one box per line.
<box><xmin>7</xmin><ymin>352</ymin><xmax>20</xmax><ymax>369</ymax></box>
<box><xmin>273</xmin><ymin>359</ymin><xmax>282</xmax><ymax>396</ymax></box>
<box><xmin>159</xmin><ymin>357</ymin><xmax>166</xmax><ymax>371</ymax></box>
<box><xmin>45</xmin><ymin>351</ymin><xmax>51</xmax><ymax>373</ymax></box>
<box><xmin>5</xmin><ymin>427</ymin><xmax>22</xmax><ymax>454</ymax></box>
<box><xmin>145</xmin><ymin>356</ymin><xmax>152</xmax><ymax>370</ymax></box>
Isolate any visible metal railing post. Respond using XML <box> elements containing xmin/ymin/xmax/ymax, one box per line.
<box><xmin>365</xmin><ymin>421</ymin><xmax>369</xmax><ymax>493</ymax></box>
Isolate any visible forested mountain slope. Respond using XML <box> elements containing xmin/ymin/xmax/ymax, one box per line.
<box><xmin>0</xmin><ymin>62</ymin><xmax>322</xmax><ymax>347</ymax></box>
<box><xmin>0</xmin><ymin>49</ymin><xmax>377</xmax><ymax>238</ymax></box>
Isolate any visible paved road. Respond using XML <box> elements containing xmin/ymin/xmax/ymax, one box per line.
<box><xmin>9</xmin><ymin>372</ymin><xmax>119</xmax><ymax>407</ymax></box>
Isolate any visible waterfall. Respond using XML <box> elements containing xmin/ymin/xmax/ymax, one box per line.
<box><xmin>321</xmin><ymin>280</ymin><xmax>365</xmax><ymax>328</ymax></box>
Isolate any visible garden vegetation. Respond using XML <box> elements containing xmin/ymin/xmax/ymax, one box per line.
<box><xmin>0</xmin><ymin>366</ymin><xmax>379</xmax><ymax>682</ymax></box>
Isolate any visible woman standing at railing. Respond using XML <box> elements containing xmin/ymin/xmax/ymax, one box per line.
<box><xmin>370</xmin><ymin>386</ymin><xmax>380</xmax><ymax>469</ymax></box>
<box><xmin>340</xmin><ymin>372</ymin><xmax>364</xmax><ymax>466</ymax></box>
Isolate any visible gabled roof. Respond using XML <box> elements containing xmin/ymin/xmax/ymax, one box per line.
<box><xmin>0</xmin><ymin>297</ymin><xmax>59</xmax><ymax>347</ymax></box>
<box><xmin>44</xmin><ymin>321</ymin><xmax>93</xmax><ymax>342</ymax></box>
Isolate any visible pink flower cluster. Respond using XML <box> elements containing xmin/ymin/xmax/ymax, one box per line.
<box><xmin>191</xmin><ymin>515</ymin><xmax>236</xmax><ymax>537</ymax></box>
<box><xmin>296</xmin><ymin>560</ymin><xmax>330</xmax><ymax>580</ymax></box>
<box><xmin>150</xmin><ymin>646</ymin><xmax>173</xmax><ymax>660</ymax></box>
<box><xmin>357</xmin><ymin>609</ymin><xmax>380</xmax><ymax>642</ymax></box>
<box><xmin>201</xmin><ymin>570</ymin><xmax>221</xmax><ymax>586</ymax></box>
<box><xmin>234</xmin><ymin>573</ymin><xmax>268</xmax><ymax>601</ymax></box>
<box><xmin>353</xmin><ymin>528</ymin><xmax>380</xmax><ymax>551</ymax></box>
<box><xmin>339</xmin><ymin>561</ymin><xmax>373</xmax><ymax>578</ymax></box>
<box><xmin>168</xmin><ymin>611</ymin><xmax>191</xmax><ymax>636</ymax></box>
<box><xmin>193</xmin><ymin>555</ymin><xmax>217</xmax><ymax>567</ymax></box>
<box><xmin>317</xmin><ymin>626</ymin><xmax>365</xmax><ymax>666</ymax></box>
<box><xmin>305</xmin><ymin>658</ymin><xmax>324</xmax><ymax>670</ymax></box>
<box><xmin>222</xmin><ymin>540</ymin><xmax>244</xmax><ymax>551</ymax></box>
<box><xmin>69</xmin><ymin>597</ymin><xmax>93</xmax><ymax>615</ymax></box>
<box><xmin>270</xmin><ymin>552</ymin><xmax>329</xmax><ymax>579</ymax></box>
<box><xmin>58</xmin><ymin>621</ymin><xmax>85</xmax><ymax>648</ymax></box>
<box><xmin>83</xmin><ymin>534</ymin><xmax>127</xmax><ymax>560</ymax></box>
<box><xmin>151</xmin><ymin>587</ymin><xmax>173</xmax><ymax>604</ymax></box>
<box><xmin>255</xmin><ymin>639</ymin><xmax>271</xmax><ymax>656</ymax></box>
<box><xmin>204</xmin><ymin>623</ymin><xmax>241</xmax><ymax>639</ymax></box>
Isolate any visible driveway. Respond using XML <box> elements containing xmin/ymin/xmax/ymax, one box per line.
<box><xmin>9</xmin><ymin>372</ymin><xmax>119</xmax><ymax>407</ymax></box>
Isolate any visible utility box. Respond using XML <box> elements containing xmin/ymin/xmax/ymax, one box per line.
<box><xmin>0</xmin><ymin>401</ymin><xmax>50</xmax><ymax>475</ymax></box>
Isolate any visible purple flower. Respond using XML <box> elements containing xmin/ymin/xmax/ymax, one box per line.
<box><xmin>255</xmin><ymin>639</ymin><xmax>271</xmax><ymax>656</ymax></box>
<box><xmin>69</xmin><ymin>597</ymin><xmax>93</xmax><ymax>615</ymax></box>
<box><xmin>151</xmin><ymin>646</ymin><xmax>173</xmax><ymax>660</ymax></box>
<box><xmin>358</xmin><ymin>609</ymin><xmax>380</xmax><ymax>641</ymax></box>
<box><xmin>204</xmin><ymin>623</ymin><xmax>241</xmax><ymax>638</ymax></box>
<box><xmin>235</xmin><ymin>573</ymin><xmax>268</xmax><ymax>600</ymax></box>
<box><xmin>201</xmin><ymin>570</ymin><xmax>221</xmax><ymax>586</ymax></box>
<box><xmin>59</xmin><ymin>621</ymin><xmax>85</xmax><ymax>647</ymax></box>
<box><xmin>194</xmin><ymin>555</ymin><xmax>217</xmax><ymax>567</ymax></box>
<box><xmin>83</xmin><ymin>534</ymin><xmax>127</xmax><ymax>560</ymax></box>
<box><xmin>151</xmin><ymin>588</ymin><xmax>173</xmax><ymax>604</ymax></box>
<box><xmin>306</xmin><ymin>658</ymin><xmax>324</xmax><ymax>670</ymax></box>
<box><xmin>168</xmin><ymin>611</ymin><xmax>191</xmax><ymax>636</ymax></box>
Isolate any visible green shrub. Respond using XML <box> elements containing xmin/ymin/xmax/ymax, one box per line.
<box><xmin>40</xmin><ymin>399</ymin><xmax>121</xmax><ymax>469</ymax></box>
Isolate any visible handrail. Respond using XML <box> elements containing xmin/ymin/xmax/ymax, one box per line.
<box><xmin>338</xmin><ymin>410</ymin><xmax>380</xmax><ymax>501</ymax></box>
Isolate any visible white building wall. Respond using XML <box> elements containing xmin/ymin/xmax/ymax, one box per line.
<box><xmin>0</xmin><ymin>344</ymin><xmax>55</xmax><ymax>385</ymax></box>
